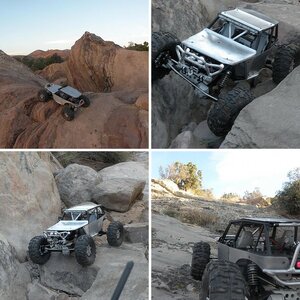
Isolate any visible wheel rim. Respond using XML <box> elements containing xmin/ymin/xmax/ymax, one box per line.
<box><xmin>40</xmin><ymin>94</ymin><xmax>45</xmax><ymax>100</ymax></box>
<box><xmin>86</xmin><ymin>245</ymin><xmax>92</xmax><ymax>256</ymax></box>
<box><xmin>116</xmin><ymin>229</ymin><xmax>121</xmax><ymax>239</ymax></box>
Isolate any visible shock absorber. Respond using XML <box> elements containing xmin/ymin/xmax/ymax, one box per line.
<box><xmin>219</xmin><ymin>71</ymin><xmax>232</xmax><ymax>88</ymax></box>
<box><xmin>247</xmin><ymin>263</ymin><xmax>259</xmax><ymax>286</ymax></box>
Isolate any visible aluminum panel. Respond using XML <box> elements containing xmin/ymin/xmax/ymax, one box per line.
<box><xmin>182</xmin><ymin>28</ymin><xmax>256</xmax><ymax>65</ymax></box>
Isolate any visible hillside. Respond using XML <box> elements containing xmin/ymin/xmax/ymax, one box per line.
<box><xmin>0</xmin><ymin>32</ymin><xmax>148</xmax><ymax>148</ymax></box>
<box><xmin>151</xmin><ymin>179</ymin><xmax>284</xmax><ymax>299</ymax></box>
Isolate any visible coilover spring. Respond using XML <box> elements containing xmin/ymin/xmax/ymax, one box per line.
<box><xmin>219</xmin><ymin>71</ymin><xmax>232</xmax><ymax>88</ymax></box>
<box><xmin>247</xmin><ymin>263</ymin><xmax>259</xmax><ymax>286</ymax></box>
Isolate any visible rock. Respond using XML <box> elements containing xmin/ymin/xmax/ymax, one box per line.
<box><xmin>135</xmin><ymin>93</ymin><xmax>149</xmax><ymax>111</ymax></box>
<box><xmin>28</xmin><ymin>49</ymin><xmax>70</xmax><ymax>60</ymax></box>
<box><xmin>93</xmin><ymin>162</ymin><xmax>147</xmax><ymax>212</ymax></box>
<box><xmin>39</xmin><ymin>254</ymin><xmax>99</xmax><ymax>296</ymax></box>
<box><xmin>193</xmin><ymin>121</ymin><xmax>224</xmax><ymax>148</ymax></box>
<box><xmin>55</xmin><ymin>164</ymin><xmax>98</xmax><ymax>207</ymax></box>
<box><xmin>0</xmin><ymin>152</ymin><xmax>61</xmax><ymax>261</ymax></box>
<box><xmin>169</xmin><ymin>131</ymin><xmax>206</xmax><ymax>148</ymax></box>
<box><xmin>93</xmin><ymin>178</ymin><xmax>145</xmax><ymax>212</ymax></box>
<box><xmin>152</xmin><ymin>179</ymin><xmax>180</xmax><ymax>194</ymax></box>
<box><xmin>0</xmin><ymin>33</ymin><xmax>148</xmax><ymax>148</ymax></box>
<box><xmin>124</xmin><ymin>223</ymin><xmax>149</xmax><ymax>243</ymax></box>
<box><xmin>152</xmin><ymin>74</ymin><xmax>211</xmax><ymax>148</ymax></box>
<box><xmin>0</xmin><ymin>236</ymin><xmax>31</xmax><ymax>300</ymax></box>
<box><xmin>97</xmin><ymin>161</ymin><xmax>148</xmax><ymax>183</ymax></box>
<box><xmin>81</xmin><ymin>243</ymin><xmax>148</xmax><ymax>300</ymax></box>
<box><xmin>152</xmin><ymin>213</ymin><xmax>216</xmax><ymax>300</ymax></box>
<box><xmin>40</xmin><ymin>32</ymin><xmax>148</xmax><ymax>93</ymax></box>
<box><xmin>222</xmin><ymin>66</ymin><xmax>300</xmax><ymax>148</ymax></box>
<box><xmin>27</xmin><ymin>282</ymin><xmax>60</xmax><ymax>300</ymax></box>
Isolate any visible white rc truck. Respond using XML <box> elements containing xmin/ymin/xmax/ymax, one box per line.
<box><xmin>37</xmin><ymin>83</ymin><xmax>90</xmax><ymax>121</ymax></box>
<box><xmin>28</xmin><ymin>203</ymin><xmax>124</xmax><ymax>267</ymax></box>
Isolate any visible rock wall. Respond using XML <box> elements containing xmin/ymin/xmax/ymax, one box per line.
<box><xmin>222</xmin><ymin>65</ymin><xmax>300</xmax><ymax>148</ymax></box>
<box><xmin>0</xmin><ymin>152</ymin><xmax>61</xmax><ymax>261</ymax></box>
<box><xmin>0</xmin><ymin>35</ymin><xmax>148</xmax><ymax>148</ymax></box>
<box><xmin>40</xmin><ymin>32</ymin><xmax>148</xmax><ymax>93</ymax></box>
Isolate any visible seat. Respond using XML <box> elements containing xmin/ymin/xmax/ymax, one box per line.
<box><xmin>236</xmin><ymin>231</ymin><xmax>254</xmax><ymax>249</ymax></box>
<box><xmin>277</xmin><ymin>230</ymin><xmax>294</xmax><ymax>249</ymax></box>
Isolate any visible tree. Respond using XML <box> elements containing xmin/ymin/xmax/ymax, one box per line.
<box><xmin>243</xmin><ymin>188</ymin><xmax>268</xmax><ymax>207</ymax></box>
<box><xmin>125</xmin><ymin>41</ymin><xmax>149</xmax><ymax>51</ymax></box>
<box><xmin>221</xmin><ymin>192</ymin><xmax>240</xmax><ymax>202</ymax></box>
<box><xmin>273</xmin><ymin>168</ymin><xmax>300</xmax><ymax>215</ymax></box>
<box><xmin>159</xmin><ymin>161</ymin><xmax>202</xmax><ymax>192</ymax></box>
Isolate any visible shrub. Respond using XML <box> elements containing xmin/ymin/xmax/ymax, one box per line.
<box><xmin>179</xmin><ymin>209</ymin><xmax>217</xmax><ymax>226</ymax></box>
<box><xmin>273</xmin><ymin>179</ymin><xmax>300</xmax><ymax>215</ymax></box>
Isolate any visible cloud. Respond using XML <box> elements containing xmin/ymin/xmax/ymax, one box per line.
<box><xmin>211</xmin><ymin>150</ymin><xmax>300</xmax><ymax>197</ymax></box>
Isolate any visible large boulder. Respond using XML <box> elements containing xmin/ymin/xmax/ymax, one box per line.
<box><xmin>92</xmin><ymin>162</ymin><xmax>147</xmax><ymax>212</ymax></box>
<box><xmin>39</xmin><ymin>32</ymin><xmax>148</xmax><ymax>93</ymax></box>
<box><xmin>0</xmin><ymin>236</ymin><xmax>31</xmax><ymax>300</ymax></box>
<box><xmin>39</xmin><ymin>254</ymin><xmax>99</xmax><ymax>296</ymax></box>
<box><xmin>0</xmin><ymin>152</ymin><xmax>61</xmax><ymax>261</ymax></box>
<box><xmin>81</xmin><ymin>243</ymin><xmax>148</xmax><ymax>300</ymax></box>
<box><xmin>222</xmin><ymin>65</ymin><xmax>300</xmax><ymax>148</ymax></box>
<box><xmin>55</xmin><ymin>164</ymin><xmax>98</xmax><ymax>207</ymax></box>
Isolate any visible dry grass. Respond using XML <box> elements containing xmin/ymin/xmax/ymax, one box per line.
<box><xmin>163</xmin><ymin>207</ymin><xmax>217</xmax><ymax>227</ymax></box>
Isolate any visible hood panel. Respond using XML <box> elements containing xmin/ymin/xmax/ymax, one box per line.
<box><xmin>46</xmin><ymin>220</ymin><xmax>88</xmax><ymax>231</ymax></box>
<box><xmin>182</xmin><ymin>28</ymin><xmax>256</xmax><ymax>65</ymax></box>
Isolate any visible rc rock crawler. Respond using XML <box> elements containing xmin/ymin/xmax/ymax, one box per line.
<box><xmin>152</xmin><ymin>8</ymin><xmax>300</xmax><ymax>136</ymax></box>
<box><xmin>28</xmin><ymin>202</ymin><xmax>124</xmax><ymax>267</ymax></box>
<box><xmin>37</xmin><ymin>83</ymin><xmax>90</xmax><ymax>121</ymax></box>
<box><xmin>191</xmin><ymin>218</ymin><xmax>300</xmax><ymax>300</ymax></box>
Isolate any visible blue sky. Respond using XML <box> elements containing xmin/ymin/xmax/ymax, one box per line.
<box><xmin>0</xmin><ymin>0</ymin><xmax>149</xmax><ymax>55</ymax></box>
<box><xmin>152</xmin><ymin>150</ymin><xmax>300</xmax><ymax>198</ymax></box>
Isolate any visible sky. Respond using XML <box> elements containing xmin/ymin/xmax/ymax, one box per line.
<box><xmin>0</xmin><ymin>0</ymin><xmax>149</xmax><ymax>55</ymax></box>
<box><xmin>151</xmin><ymin>150</ymin><xmax>300</xmax><ymax>198</ymax></box>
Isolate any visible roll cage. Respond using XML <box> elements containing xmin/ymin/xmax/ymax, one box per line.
<box><xmin>219</xmin><ymin>218</ymin><xmax>300</xmax><ymax>256</ymax></box>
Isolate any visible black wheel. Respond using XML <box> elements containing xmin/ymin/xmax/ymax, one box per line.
<box><xmin>152</xmin><ymin>31</ymin><xmax>180</xmax><ymax>81</ymax></box>
<box><xmin>272</xmin><ymin>44</ymin><xmax>300</xmax><ymax>84</ymax></box>
<box><xmin>207</xmin><ymin>84</ymin><xmax>254</xmax><ymax>137</ymax></box>
<box><xmin>28</xmin><ymin>235</ymin><xmax>51</xmax><ymax>265</ymax></box>
<box><xmin>74</xmin><ymin>235</ymin><xmax>96</xmax><ymax>266</ymax></box>
<box><xmin>200</xmin><ymin>260</ymin><xmax>248</xmax><ymax>300</ymax></box>
<box><xmin>37</xmin><ymin>89</ymin><xmax>51</xmax><ymax>102</ymax></box>
<box><xmin>191</xmin><ymin>242</ymin><xmax>210</xmax><ymax>280</ymax></box>
<box><xmin>80</xmin><ymin>95</ymin><xmax>90</xmax><ymax>107</ymax></box>
<box><xmin>107</xmin><ymin>221</ymin><xmax>124</xmax><ymax>247</ymax></box>
<box><xmin>62</xmin><ymin>105</ymin><xmax>75</xmax><ymax>121</ymax></box>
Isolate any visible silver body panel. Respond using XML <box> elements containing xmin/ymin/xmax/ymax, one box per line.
<box><xmin>47</xmin><ymin>220</ymin><xmax>88</xmax><ymax>231</ymax></box>
<box><xmin>45</xmin><ymin>83</ymin><xmax>81</xmax><ymax>98</ymax></box>
<box><xmin>60</xmin><ymin>86</ymin><xmax>81</xmax><ymax>98</ymax></box>
<box><xmin>182</xmin><ymin>28</ymin><xmax>257</xmax><ymax>65</ymax></box>
<box><xmin>221</xmin><ymin>8</ymin><xmax>278</xmax><ymax>31</ymax></box>
<box><xmin>46</xmin><ymin>84</ymin><xmax>61</xmax><ymax>94</ymax></box>
<box><xmin>65</xmin><ymin>202</ymin><xmax>100</xmax><ymax>212</ymax></box>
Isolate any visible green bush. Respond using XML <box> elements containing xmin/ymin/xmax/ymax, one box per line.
<box><xmin>16</xmin><ymin>53</ymin><xmax>64</xmax><ymax>71</ymax></box>
<box><xmin>125</xmin><ymin>41</ymin><xmax>148</xmax><ymax>51</ymax></box>
<box><xmin>273</xmin><ymin>179</ymin><xmax>300</xmax><ymax>215</ymax></box>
